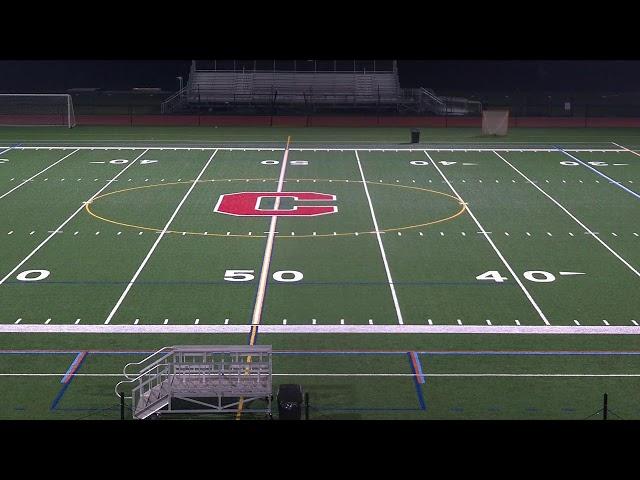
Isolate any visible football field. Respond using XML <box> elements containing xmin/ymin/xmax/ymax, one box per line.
<box><xmin>1</xmin><ymin>126</ymin><xmax>640</xmax><ymax>419</ymax></box>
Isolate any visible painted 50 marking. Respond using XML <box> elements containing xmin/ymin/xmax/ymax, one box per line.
<box><xmin>224</xmin><ymin>269</ymin><xmax>303</xmax><ymax>282</ymax></box>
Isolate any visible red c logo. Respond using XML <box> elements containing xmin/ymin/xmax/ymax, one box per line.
<box><xmin>214</xmin><ymin>191</ymin><xmax>338</xmax><ymax>217</ymax></box>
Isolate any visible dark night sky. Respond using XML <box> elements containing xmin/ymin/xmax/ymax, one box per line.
<box><xmin>1</xmin><ymin>60</ymin><xmax>640</xmax><ymax>94</ymax></box>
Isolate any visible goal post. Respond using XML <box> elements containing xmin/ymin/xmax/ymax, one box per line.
<box><xmin>482</xmin><ymin>109</ymin><xmax>509</xmax><ymax>136</ymax></box>
<box><xmin>0</xmin><ymin>94</ymin><xmax>76</xmax><ymax>128</ymax></box>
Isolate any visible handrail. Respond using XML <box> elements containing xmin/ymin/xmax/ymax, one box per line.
<box><xmin>420</xmin><ymin>87</ymin><xmax>446</xmax><ymax>106</ymax></box>
<box><xmin>122</xmin><ymin>346</ymin><xmax>177</xmax><ymax>379</ymax></box>
<box><xmin>160</xmin><ymin>87</ymin><xmax>189</xmax><ymax>113</ymax></box>
<box><xmin>115</xmin><ymin>362</ymin><xmax>172</xmax><ymax>396</ymax></box>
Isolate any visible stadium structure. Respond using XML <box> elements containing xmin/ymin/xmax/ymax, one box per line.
<box><xmin>0</xmin><ymin>58</ymin><xmax>640</xmax><ymax>422</ymax></box>
<box><xmin>160</xmin><ymin>60</ymin><xmax>482</xmax><ymax>116</ymax></box>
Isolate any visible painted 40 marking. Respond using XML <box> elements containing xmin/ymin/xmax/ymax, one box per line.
<box><xmin>476</xmin><ymin>270</ymin><xmax>585</xmax><ymax>283</ymax></box>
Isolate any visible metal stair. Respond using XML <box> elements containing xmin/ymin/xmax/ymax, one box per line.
<box><xmin>116</xmin><ymin>346</ymin><xmax>273</xmax><ymax>419</ymax></box>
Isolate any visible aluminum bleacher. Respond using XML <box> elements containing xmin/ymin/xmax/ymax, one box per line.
<box><xmin>185</xmin><ymin>71</ymin><xmax>400</xmax><ymax>104</ymax></box>
<box><xmin>161</xmin><ymin>61</ymin><xmax>482</xmax><ymax>115</ymax></box>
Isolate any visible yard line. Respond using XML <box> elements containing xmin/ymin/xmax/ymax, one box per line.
<box><xmin>495</xmin><ymin>151</ymin><xmax>640</xmax><ymax>279</ymax></box>
<box><xmin>251</xmin><ymin>138</ymin><xmax>291</xmax><ymax>328</ymax></box>
<box><xmin>103</xmin><ymin>150</ymin><xmax>218</xmax><ymax>324</ymax></box>
<box><xmin>0</xmin><ymin>149</ymin><xmax>79</xmax><ymax>200</ymax></box>
<box><xmin>611</xmin><ymin>142</ymin><xmax>640</xmax><ymax>157</ymax></box>
<box><xmin>557</xmin><ymin>147</ymin><xmax>640</xmax><ymax>201</ymax></box>
<box><xmin>354</xmin><ymin>150</ymin><xmax>404</xmax><ymax>325</ymax></box>
<box><xmin>424</xmin><ymin>151</ymin><xmax>550</xmax><ymax>325</ymax></box>
<box><xmin>0</xmin><ymin>150</ymin><xmax>148</xmax><ymax>286</ymax></box>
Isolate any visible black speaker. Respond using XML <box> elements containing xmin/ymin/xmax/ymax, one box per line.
<box><xmin>411</xmin><ymin>128</ymin><xmax>420</xmax><ymax>143</ymax></box>
<box><xmin>277</xmin><ymin>384</ymin><xmax>303</xmax><ymax>420</ymax></box>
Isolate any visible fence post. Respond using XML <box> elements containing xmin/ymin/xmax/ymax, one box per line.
<box><xmin>603</xmin><ymin>393</ymin><xmax>608</xmax><ymax>420</ymax></box>
<box><xmin>120</xmin><ymin>392</ymin><xmax>125</xmax><ymax>420</ymax></box>
<box><xmin>305</xmin><ymin>392</ymin><xmax>309</xmax><ymax>420</ymax></box>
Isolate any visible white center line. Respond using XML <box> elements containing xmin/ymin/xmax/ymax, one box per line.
<box><xmin>425</xmin><ymin>151</ymin><xmax>550</xmax><ymax>325</ymax></box>
<box><xmin>354</xmin><ymin>150</ymin><xmax>404</xmax><ymax>325</ymax></box>
<box><xmin>104</xmin><ymin>150</ymin><xmax>218</xmax><ymax>324</ymax></box>
<box><xmin>251</xmin><ymin>139</ymin><xmax>291</xmax><ymax>326</ymax></box>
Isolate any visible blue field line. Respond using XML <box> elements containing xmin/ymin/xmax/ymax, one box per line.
<box><xmin>50</xmin><ymin>352</ymin><xmax>88</xmax><ymax>411</ymax></box>
<box><xmin>412</xmin><ymin>352</ymin><xmax>426</xmax><ymax>384</ymax></box>
<box><xmin>2</xmin><ymin>349</ymin><xmax>640</xmax><ymax>356</ymax></box>
<box><xmin>60</xmin><ymin>352</ymin><xmax>88</xmax><ymax>384</ymax></box>
<box><xmin>557</xmin><ymin>147</ymin><xmax>640</xmax><ymax>201</ymax></box>
<box><xmin>407</xmin><ymin>352</ymin><xmax>427</xmax><ymax>411</ymax></box>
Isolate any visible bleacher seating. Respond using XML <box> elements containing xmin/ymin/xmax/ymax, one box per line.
<box><xmin>184</xmin><ymin>70</ymin><xmax>401</xmax><ymax>105</ymax></box>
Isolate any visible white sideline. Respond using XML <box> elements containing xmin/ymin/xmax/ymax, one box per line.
<box><xmin>425</xmin><ymin>151</ymin><xmax>550</xmax><ymax>325</ymax></box>
<box><xmin>0</xmin><ymin>324</ymin><xmax>639</xmax><ymax>334</ymax></box>
<box><xmin>495</xmin><ymin>151</ymin><xmax>640</xmax><ymax>278</ymax></box>
<box><xmin>355</xmin><ymin>150</ymin><xmax>404</xmax><ymax>324</ymax></box>
<box><xmin>0</xmin><ymin>149</ymin><xmax>149</xmax><ymax>286</ymax></box>
<box><xmin>0</xmin><ymin>145</ymin><xmax>629</xmax><ymax>152</ymax></box>
<box><xmin>0</xmin><ymin>149</ymin><xmax>79</xmax><ymax>200</ymax></box>
<box><xmin>251</xmin><ymin>144</ymin><xmax>290</xmax><ymax>325</ymax></box>
<box><xmin>104</xmin><ymin>150</ymin><xmax>219</xmax><ymax>324</ymax></box>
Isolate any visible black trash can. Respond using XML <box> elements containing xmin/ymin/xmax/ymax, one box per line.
<box><xmin>277</xmin><ymin>384</ymin><xmax>303</xmax><ymax>420</ymax></box>
<box><xmin>411</xmin><ymin>128</ymin><xmax>420</xmax><ymax>144</ymax></box>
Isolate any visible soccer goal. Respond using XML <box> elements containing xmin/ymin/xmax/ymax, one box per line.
<box><xmin>481</xmin><ymin>109</ymin><xmax>509</xmax><ymax>136</ymax></box>
<box><xmin>0</xmin><ymin>94</ymin><xmax>76</xmax><ymax>128</ymax></box>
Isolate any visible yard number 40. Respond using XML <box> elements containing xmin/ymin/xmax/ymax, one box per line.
<box><xmin>476</xmin><ymin>270</ymin><xmax>557</xmax><ymax>283</ymax></box>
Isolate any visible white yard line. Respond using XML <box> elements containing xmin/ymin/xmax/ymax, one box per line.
<box><xmin>611</xmin><ymin>142</ymin><xmax>640</xmax><ymax>157</ymax></box>
<box><xmin>0</xmin><ymin>149</ymin><xmax>79</xmax><ymax>200</ymax></box>
<box><xmin>354</xmin><ymin>150</ymin><xmax>404</xmax><ymax>325</ymax></box>
<box><xmin>424</xmin><ymin>151</ymin><xmax>550</xmax><ymax>325</ymax></box>
<box><xmin>0</xmin><ymin>149</ymin><xmax>149</xmax><ymax>286</ymax></box>
<box><xmin>0</xmin><ymin>324</ymin><xmax>639</xmax><ymax>334</ymax></box>
<box><xmin>251</xmin><ymin>141</ymin><xmax>290</xmax><ymax>325</ymax></box>
<box><xmin>495</xmin><ymin>151</ymin><xmax>640</xmax><ymax>278</ymax></box>
<box><xmin>103</xmin><ymin>150</ymin><xmax>218</xmax><ymax>324</ymax></box>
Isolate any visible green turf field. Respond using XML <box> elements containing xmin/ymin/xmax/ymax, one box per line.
<box><xmin>1</xmin><ymin>126</ymin><xmax>639</xmax><ymax>419</ymax></box>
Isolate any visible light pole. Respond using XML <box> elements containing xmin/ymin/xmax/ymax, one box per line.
<box><xmin>177</xmin><ymin>76</ymin><xmax>183</xmax><ymax>92</ymax></box>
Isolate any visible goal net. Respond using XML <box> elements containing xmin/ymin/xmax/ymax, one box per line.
<box><xmin>481</xmin><ymin>109</ymin><xmax>509</xmax><ymax>136</ymax></box>
<box><xmin>0</xmin><ymin>94</ymin><xmax>76</xmax><ymax>128</ymax></box>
